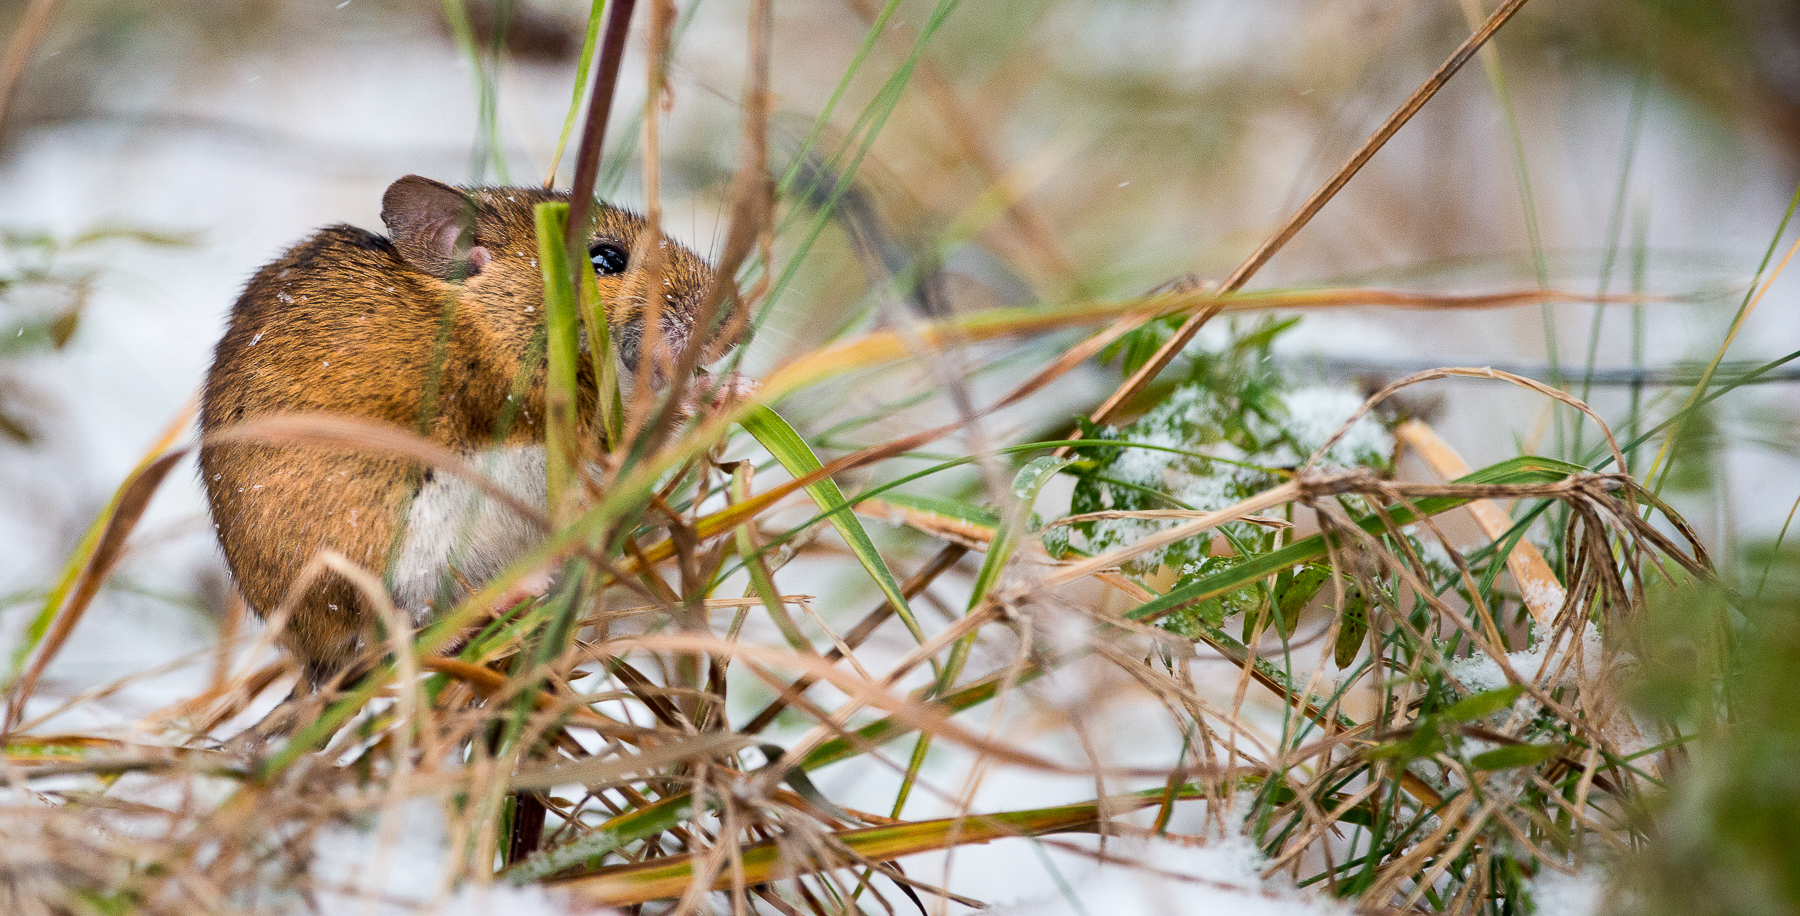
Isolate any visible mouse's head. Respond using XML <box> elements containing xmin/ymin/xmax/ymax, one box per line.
<box><xmin>378</xmin><ymin>174</ymin><xmax>738</xmax><ymax>376</ymax></box>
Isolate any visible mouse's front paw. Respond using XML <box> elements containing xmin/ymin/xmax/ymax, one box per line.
<box><xmin>490</xmin><ymin>566</ymin><xmax>554</xmax><ymax>614</ymax></box>
<box><xmin>681</xmin><ymin>371</ymin><xmax>757</xmax><ymax>417</ymax></box>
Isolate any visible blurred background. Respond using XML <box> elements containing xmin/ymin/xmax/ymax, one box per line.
<box><xmin>1</xmin><ymin>0</ymin><xmax>1798</xmax><ymax>908</ymax></box>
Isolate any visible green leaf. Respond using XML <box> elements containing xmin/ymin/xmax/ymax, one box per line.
<box><xmin>1366</xmin><ymin>718</ymin><xmax>1442</xmax><ymax>763</ymax></box>
<box><xmin>1471</xmin><ymin>742</ymin><xmax>1560</xmax><ymax>770</ymax></box>
<box><xmin>740</xmin><ymin>405</ymin><xmax>927</xmax><ymax>646</ymax></box>
<box><xmin>1275</xmin><ymin>563</ymin><xmax>1330</xmax><ymax>636</ymax></box>
<box><xmin>1167</xmin><ymin>555</ymin><xmax>1256</xmax><ymax>636</ymax></box>
<box><xmin>1333</xmin><ymin>582</ymin><xmax>1369</xmax><ymax>668</ymax></box>
<box><xmin>1445</xmin><ymin>684</ymin><xmax>1526</xmax><ymax>721</ymax></box>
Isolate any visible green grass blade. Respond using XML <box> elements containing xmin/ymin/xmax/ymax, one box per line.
<box><xmin>739</xmin><ymin>404</ymin><xmax>927</xmax><ymax>647</ymax></box>
<box><xmin>547</xmin><ymin>0</ymin><xmax>608</xmax><ymax>182</ymax></box>
<box><xmin>731</xmin><ymin>465</ymin><xmax>814</xmax><ymax>655</ymax></box>
<box><xmin>506</xmin><ymin>791</ymin><xmax>705</xmax><ymax>883</ymax></box>
<box><xmin>577</xmin><ymin>236</ymin><xmax>623</xmax><ymax>448</ymax></box>
<box><xmin>892</xmin><ymin>456</ymin><xmax>1072</xmax><ymax>813</ymax></box>
<box><xmin>868</xmin><ymin>491</ymin><xmax>1000</xmax><ymax>530</ymax></box>
<box><xmin>439</xmin><ymin>0</ymin><xmax>509</xmax><ymax>182</ymax></box>
<box><xmin>966</xmin><ymin>457</ymin><xmax>1070</xmax><ymax>613</ymax></box>
<box><xmin>535</xmin><ymin>201</ymin><xmax>581</xmax><ymax>521</ymax></box>
<box><xmin>1647</xmin><ymin>181</ymin><xmax>1800</xmax><ymax>493</ymax></box>
<box><xmin>762</xmin><ymin>0</ymin><xmax>966</xmax><ymax>316</ymax></box>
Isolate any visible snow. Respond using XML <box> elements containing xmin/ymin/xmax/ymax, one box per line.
<box><xmin>1080</xmin><ymin>378</ymin><xmax>1393</xmax><ymax>575</ymax></box>
<box><xmin>1252</xmin><ymin>385</ymin><xmax>1394</xmax><ymax>471</ymax></box>
<box><xmin>983</xmin><ymin>834</ymin><xmax>1353</xmax><ymax>916</ymax></box>
<box><xmin>1449</xmin><ymin>626</ymin><xmax>1606</xmax><ymax>695</ymax></box>
<box><xmin>1526</xmin><ymin>866</ymin><xmax>1607</xmax><ymax>916</ymax></box>
<box><xmin>1523</xmin><ymin>578</ymin><xmax>1570</xmax><ymax>617</ymax></box>
<box><xmin>311</xmin><ymin>799</ymin><xmax>606</xmax><ymax>916</ymax></box>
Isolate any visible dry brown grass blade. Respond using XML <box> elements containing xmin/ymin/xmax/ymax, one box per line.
<box><xmin>1044</xmin><ymin>481</ymin><xmax>1303</xmax><ymax>588</ymax></box>
<box><xmin>508</xmin><ymin>731</ymin><xmax>755</xmax><ymax>791</ymax></box>
<box><xmin>3</xmin><ymin>734</ymin><xmax>126</xmax><ymax>765</ymax></box>
<box><xmin>1215</xmin><ymin>287</ymin><xmax>1646</xmax><ymax>312</ymax></box>
<box><xmin>4</xmin><ymin>447</ymin><xmax>189</xmax><ymax>732</ymax></box>
<box><xmin>631</xmin><ymin>0</ymin><xmax>771</xmax><ymax>460</ymax></box>
<box><xmin>1304</xmin><ymin>468</ymin><xmax>1684</xmax><ymax>803</ymax></box>
<box><xmin>1078</xmin><ymin>0</ymin><xmax>1533</xmax><ymax>430</ymax></box>
<box><xmin>1310</xmin><ymin>366</ymin><xmax>1628</xmax><ymax>477</ymax></box>
<box><xmin>1328</xmin><ymin>371</ymin><xmax>1663</xmax><ymax>754</ymax></box>
<box><xmin>1091</xmin><ymin>571</ymin><xmax>1446</xmax><ymax>810</ymax></box>
<box><xmin>608</xmin><ymin>633</ymin><xmax>1242</xmax><ymax>780</ymax></box>
<box><xmin>759</xmin><ymin>286</ymin><xmax>1614</xmax><ymax>410</ymax></box>
<box><xmin>1396</xmin><ymin>419</ymin><xmax>1563</xmax><ymax>626</ymax></box>
<box><xmin>168</xmin><ymin>660</ymin><xmax>290</xmax><ymax>741</ymax></box>
<box><xmin>419</xmin><ymin>656</ymin><xmax>643</xmax><ymax>740</ymax></box>
<box><xmin>1057</xmin><ymin>510</ymin><xmax>1290</xmax><ymax>530</ymax></box>
<box><xmin>854</xmin><ymin>497</ymin><xmax>1002</xmax><ymax>552</ymax></box>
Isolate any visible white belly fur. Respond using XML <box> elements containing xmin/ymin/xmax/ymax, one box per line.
<box><xmin>390</xmin><ymin>444</ymin><xmax>548</xmax><ymax>625</ymax></box>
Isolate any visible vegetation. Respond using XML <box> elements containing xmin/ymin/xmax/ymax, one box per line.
<box><xmin>2</xmin><ymin>1</ymin><xmax>1798</xmax><ymax>914</ymax></box>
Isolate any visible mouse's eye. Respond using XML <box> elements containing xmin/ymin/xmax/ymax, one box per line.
<box><xmin>589</xmin><ymin>242</ymin><xmax>629</xmax><ymax>276</ymax></box>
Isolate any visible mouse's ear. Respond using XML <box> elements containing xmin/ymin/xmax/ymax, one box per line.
<box><xmin>381</xmin><ymin>175</ymin><xmax>488</xmax><ymax>279</ymax></box>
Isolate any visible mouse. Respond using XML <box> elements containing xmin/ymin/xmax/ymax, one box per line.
<box><xmin>198</xmin><ymin>174</ymin><xmax>734</xmax><ymax>683</ymax></box>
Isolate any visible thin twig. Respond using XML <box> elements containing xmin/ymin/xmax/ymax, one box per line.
<box><xmin>565</xmin><ymin>0</ymin><xmax>639</xmax><ymax>243</ymax></box>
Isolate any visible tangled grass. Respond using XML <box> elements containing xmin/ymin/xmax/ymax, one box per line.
<box><xmin>1</xmin><ymin>1</ymin><xmax>1788</xmax><ymax>914</ymax></box>
<box><xmin>0</xmin><ymin>279</ymin><xmax>1720</xmax><ymax>913</ymax></box>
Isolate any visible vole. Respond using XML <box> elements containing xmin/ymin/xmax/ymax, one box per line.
<box><xmin>199</xmin><ymin>175</ymin><xmax>730</xmax><ymax>682</ymax></box>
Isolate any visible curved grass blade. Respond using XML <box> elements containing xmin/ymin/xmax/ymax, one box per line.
<box><xmin>740</xmin><ymin>404</ymin><xmax>927</xmax><ymax>647</ymax></box>
<box><xmin>4</xmin><ymin>398</ymin><xmax>195</xmax><ymax>729</ymax></box>
<box><xmin>3</xmin><ymin>448</ymin><xmax>190</xmax><ymax>731</ymax></box>
<box><xmin>507</xmin><ymin>791</ymin><xmax>709</xmax><ymax>883</ymax></box>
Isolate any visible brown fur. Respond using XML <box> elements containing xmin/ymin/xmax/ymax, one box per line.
<box><xmin>198</xmin><ymin>177</ymin><xmax>722</xmax><ymax>680</ymax></box>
